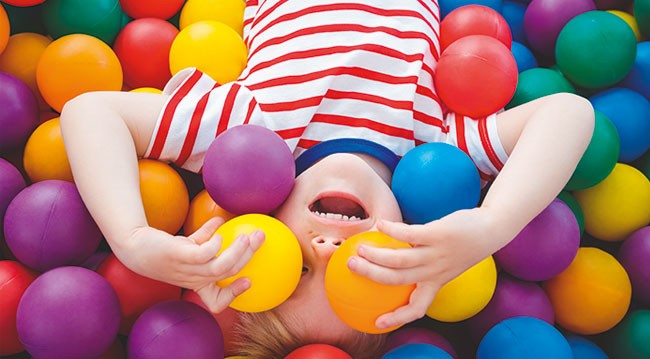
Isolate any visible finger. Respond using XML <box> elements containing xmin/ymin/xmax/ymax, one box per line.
<box><xmin>201</xmin><ymin>234</ymin><xmax>253</xmax><ymax>278</ymax></box>
<box><xmin>357</xmin><ymin>244</ymin><xmax>427</xmax><ymax>269</ymax></box>
<box><xmin>347</xmin><ymin>255</ymin><xmax>431</xmax><ymax>285</ymax></box>
<box><xmin>208</xmin><ymin>230</ymin><xmax>266</xmax><ymax>278</ymax></box>
<box><xmin>188</xmin><ymin>217</ymin><xmax>225</xmax><ymax>244</ymax></box>
<box><xmin>377</xmin><ymin>220</ymin><xmax>428</xmax><ymax>246</ymax></box>
<box><xmin>198</xmin><ymin>277</ymin><xmax>252</xmax><ymax>314</ymax></box>
<box><xmin>375</xmin><ymin>282</ymin><xmax>439</xmax><ymax>330</ymax></box>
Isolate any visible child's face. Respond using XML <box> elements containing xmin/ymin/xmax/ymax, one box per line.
<box><xmin>273</xmin><ymin>153</ymin><xmax>403</xmax><ymax>342</ymax></box>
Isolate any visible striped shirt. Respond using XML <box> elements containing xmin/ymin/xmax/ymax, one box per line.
<box><xmin>144</xmin><ymin>0</ymin><xmax>509</xmax><ymax>183</ymax></box>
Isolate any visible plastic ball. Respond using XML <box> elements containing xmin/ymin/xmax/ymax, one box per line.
<box><xmin>636</xmin><ymin>0</ymin><xmax>650</xmax><ymax>38</ymax></box>
<box><xmin>383</xmin><ymin>343</ymin><xmax>453</xmax><ymax>359</ymax></box>
<box><xmin>16</xmin><ymin>266</ymin><xmax>121</xmax><ymax>359</ymax></box>
<box><xmin>608</xmin><ymin>10</ymin><xmax>642</xmax><ymax>41</ymax></box>
<box><xmin>113</xmin><ymin>18</ymin><xmax>178</xmax><ymax>90</ymax></box>
<box><xmin>0</xmin><ymin>72</ymin><xmax>38</xmax><ymax>154</ymax></box>
<box><xmin>617</xmin><ymin>226</ymin><xmax>650</xmax><ymax>306</ymax></box>
<box><xmin>0</xmin><ymin>158</ymin><xmax>25</xmax><ymax>235</ymax></box>
<box><xmin>36</xmin><ymin>34</ymin><xmax>123</xmax><ymax>113</ymax></box>
<box><xmin>609</xmin><ymin>309</ymin><xmax>650</xmax><ymax>359</ymax></box>
<box><xmin>543</xmin><ymin>247</ymin><xmax>632</xmax><ymax>335</ymax></box>
<box><xmin>556</xmin><ymin>11</ymin><xmax>637</xmax><ymax>89</ymax></box>
<box><xmin>557</xmin><ymin>191</ymin><xmax>585</xmax><ymax>236</ymax></box>
<box><xmin>169</xmin><ymin>20</ymin><xmax>248</xmax><ymax>85</ymax></box>
<box><xmin>573</xmin><ymin>163</ymin><xmax>650</xmax><ymax>242</ymax></box>
<box><xmin>566</xmin><ymin>336</ymin><xmax>608</xmax><ymax>359</ymax></box>
<box><xmin>215</xmin><ymin>214</ymin><xmax>302</xmax><ymax>312</ymax></box>
<box><xmin>426</xmin><ymin>256</ymin><xmax>497</xmax><ymax>322</ymax></box>
<box><xmin>118</xmin><ymin>0</ymin><xmax>184</xmax><ymax>20</ymax></box>
<box><xmin>440</xmin><ymin>0</ymin><xmax>503</xmax><ymax>19</ymax></box>
<box><xmin>384</xmin><ymin>327</ymin><xmax>457</xmax><ymax>358</ymax></box>
<box><xmin>325</xmin><ymin>231</ymin><xmax>415</xmax><ymax>334</ymax></box>
<box><xmin>96</xmin><ymin>253</ymin><xmax>182</xmax><ymax>334</ymax></box>
<box><xmin>435</xmin><ymin>35</ymin><xmax>517</xmax><ymax>118</ymax></box>
<box><xmin>565</xmin><ymin>112</ymin><xmax>620</xmax><ymax>191</ymax></box>
<box><xmin>392</xmin><ymin>142</ymin><xmax>481</xmax><ymax>224</ymax></box>
<box><xmin>138</xmin><ymin>159</ymin><xmax>190</xmax><ymax>234</ymax></box>
<box><xmin>0</xmin><ymin>261</ymin><xmax>37</xmax><ymax>356</ymax></box>
<box><xmin>130</xmin><ymin>87</ymin><xmax>163</xmax><ymax>94</ymax></box>
<box><xmin>180</xmin><ymin>0</ymin><xmax>246</xmax><ymax>36</ymax></box>
<box><xmin>0</xmin><ymin>0</ymin><xmax>45</xmax><ymax>5</ymax></box>
<box><xmin>506</xmin><ymin>68</ymin><xmax>575</xmax><ymax>109</ymax></box>
<box><xmin>467</xmin><ymin>273</ymin><xmax>555</xmax><ymax>341</ymax></box>
<box><xmin>41</xmin><ymin>0</ymin><xmax>124</xmax><ymax>44</ymax></box>
<box><xmin>501</xmin><ymin>1</ymin><xmax>527</xmax><ymax>44</ymax></box>
<box><xmin>0</xmin><ymin>4</ymin><xmax>7</xmax><ymax>53</ymax></box>
<box><xmin>4</xmin><ymin>180</ymin><xmax>103</xmax><ymax>272</ymax></box>
<box><xmin>440</xmin><ymin>5</ymin><xmax>512</xmax><ymax>52</ymax></box>
<box><xmin>622</xmin><ymin>42</ymin><xmax>650</xmax><ymax>100</ymax></box>
<box><xmin>182</xmin><ymin>290</ymin><xmax>240</xmax><ymax>356</ymax></box>
<box><xmin>184</xmin><ymin>189</ymin><xmax>235</xmax><ymax>236</ymax></box>
<box><xmin>23</xmin><ymin>118</ymin><xmax>73</xmax><ymax>183</ymax></box>
<box><xmin>286</xmin><ymin>344</ymin><xmax>353</xmax><ymax>359</ymax></box>
<box><xmin>510</xmin><ymin>41</ymin><xmax>538</xmax><ymax>73</ymax></box>
<box><xmin>495</xmin><ymin>199</ymin><xmax>580</xmax><ymax>281</ymax></box>
<box><xmin>203</xmin><ymin>125</ymin><xmax>295</xmax><ymax>215</ymax></box>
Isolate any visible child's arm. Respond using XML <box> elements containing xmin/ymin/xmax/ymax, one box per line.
<box><xmin>60</xmin><ymin>91</ymin><xmax>264</xmax><ymax>313</ymax></box>
<box><xmin>347</xmin><ymin>93</ymin><xmax>595</xmax><ymax>329</ymax></box>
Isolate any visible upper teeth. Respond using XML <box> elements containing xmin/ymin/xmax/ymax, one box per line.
<box><xmin>313</xmin><ymin>211</ymin><xmax>361</xmax><ymax>221</ymax></box>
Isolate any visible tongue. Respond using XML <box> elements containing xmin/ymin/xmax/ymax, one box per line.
<box><xmin>318</xmin><ymin>197</ymin><xmax>365</xmax><ymax>218</ymax></box>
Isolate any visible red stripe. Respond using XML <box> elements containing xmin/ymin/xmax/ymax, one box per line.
<box><xmin>175</xmin><ymin>83</ymin><xmax>219</xmax><ymax>167</ymax></box>
<box><xmin>312</xmin><ymin>113</ymin><xmax>414</xmax><ymax>140</ymax></box>
<box><xmin>413</xmin><ymin>110</ymin><xmax>444</xmax><ymax>129</ymax></box>
<box><xmin>456</xmin><ymin>113</ymin><xmax>490</xmax><ymax>181</ymax></box>
<box><xmin>243</xmin><ymin>98</ymin><xmax>257</xmax><ymax>125</ymax></box>
<box><xmin>275</xmin><ymin>126</ymin><xmax>307</xmax><ymax>140</ymax></box>
<box><xmin>326</xmin><ymin>89</ymin><xmax>413</xmax><ymax>111</ymax></box>
<box><xmin>259</xmin><ymin>96</ymin><xmax>322</xmax><ymax>112</ymax></box>
<box><xmin>251</xmin><ymin>0</ymin><xmax>286</xmax><ymax>30</ymax></box>
<box><xmin>215</xmin><ymin>84</ymin><xmax>241</xmax><ymax>137</ymax></box>
<box><xmin>416</xmin><ymin>84</ymin><xmax>440</xmax><ymax>103</ymax></box>
<box><xmin>149</xmin><ymin>70</ymin><xmax>203</xmax><ymax>159</ymax></box>
<box><xmin>478</xmin><ymin>116</ymin><xmax>504</xmax><ymax>171</ymax></box>
<box><xmin>297</xmin><ymin>138</ymin><xmax>320</xmax><ymax>149</ymax></box>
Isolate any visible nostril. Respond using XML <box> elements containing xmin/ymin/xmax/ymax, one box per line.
<box><xmin>332</xmin><ymin>239</ymin><xmax>343</xmax><ymax>246</ymax></box>
<box><xmin>316</xmin><ymin>238</ymin><xmax>326</xmax><ymax>244</ymax></box>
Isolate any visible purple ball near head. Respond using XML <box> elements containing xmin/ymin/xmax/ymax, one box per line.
<box><xmin>16</xmin><ymin>266</ymin><xmax>121</xmax><ymax>359</ymax></box>
<box><xmin>203</xmin><ymin>124</ymin><xmax>295</xmax><ymax>215</ymax></box>
<box><xmin>467</xmin><ymin>273</ymin><xmax>555</xmax><ymax>341</ymax></box>
<box><xmin>3</xmin><ymin>180</ymin><xmax>103</xmax><ymax>272</ymax></box>
<box><xmin>523</xmin><ymin>0</ymin><xmax>596</xmax><ymax>58</ymax></box>
<box><xmin>385</xmin><ymin>327</ymin><xmax>457</xmax><ymax>358</ymax></box>
<box><xmin>494</xmin><ymin>199</ymin><xmax>580</xmax><ymax>281</ymax></box>
<box><xmin>127</xmin><ymin>300</ymin><xmax>225</xmax><ymax>359</ymax></box>
<box><xmin>618</xmin><ymin>226</ymin><xmax>650</xmax><ymax>306</ymax></box>
<box><xmin>0</xmin><ymin>158</ymin><xmax>26</xmax><ymax>234</ymax></box>
<box><xmin>0</xmin><ymin>72</ymin><xmax>39</xmax><ymax>154</ymax></box>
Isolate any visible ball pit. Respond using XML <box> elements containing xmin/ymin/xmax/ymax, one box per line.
<box><xmin>0</xmin><ymin>158</ymin><xmax>25</xmax><ymax>236</ymax></box>
<box><xmin>184</xmin><ymin>189</ymin><xmax>235</xmax><ymax>235</ymax></box>
<box><xmin>617</xmin><ymin>226</ymin><xmax>650</xmax><ymax>306</ymax></box>
<box><xmin>510</xmin><ymin>41</ymin><xmax>538</xmax><ymax>73</ymax></box>
<box><xmin>22</xmin><ymin>117</ymin><xmax>74</xmax><ymax>183</ymax></box>
<box><xmin>0</xmin><ymin>260</ymin><xmax>37</xmax><ymax>356</ymax></box>
<box><xmin>440</xmin><ymin>0</ymin><xmax>503</xmax><ymax>19</ymax></box>
<box><xmin>566</xmin><ymin>336</ymin><xmax>608</xmax><ymax>359</ymax></box>
<box><xmin>506</xmin><ymin>67</ymin><xmax>575</xmax><ymax>109</ymax></box>
<box><xmin>0</xmin><ymin>4</ymin><xmax>8</xmax><ymax>53</ymax></box>
<box><xmin>119</xmin><ymin>0</ymin><xmax>185</xmax><ymax>20</ymax></box>
<box><xmin>1</xmin><ymin>3</ymin><xmax>46</xmax><ymax>35</ymax></box>
<box><xmin>0</xmin><ymin>71</ymin><xmax>38</xmax><ymax>154</ymax></box>
<box><xmin>556</xmin><ymin>191</ymin><xmax>585</xmax><ymax>236</ymax></box>
<box><xmin>384</xmin><ymin>327</ymin><xmax>457</xmax><ymax>358</ymax></box>
<box><xmin>608</xmin><ymin>10</ymin><xmax>641</xmax><ymax>41</ymax></box>
<box><xmin>609</xmin><ymin>309</ymin><xmax>650</xmax><ymax>359</ymax></box>
<box><xmin>41</xmin><ymin>0</ymin><xmax>124</xmax><ymax>44</ymax></box>
<box><xmin>0</xmin><ymin>0</ymin><xmax>45</xmax><ymax>6</ymax></box>
<box><xmin>179</xmin><ymin>0</ymin><xmax>245</xmax><ymax>35</ymax></box>
<box><xmin>622</xmin><ymin>42</ymin><xmax>650</xmax><ymax>100</ymax></box>
<box><xmin>501</xmin><ymin>1</ymin><xmax>527</xmax><ymax>44</ymax></box>
<box><xmin>383</xmin><ymin>343</ymin><xmax>454</xmax><ymax>359</ymax></box>
<box><xmin>636</xmin><ymin>0</ymin><xmax>650</xmax><ymax>38</ymax></box>
<box><xmin>440</xmin><ymin>5</ymin><xmax>512</xmax><ymax>51</ymax></box>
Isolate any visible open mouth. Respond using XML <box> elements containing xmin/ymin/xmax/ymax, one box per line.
<box><xmin>309</xmin><ymin>194</ymin><xmax>368</xmax><ymax>221</ymax></box>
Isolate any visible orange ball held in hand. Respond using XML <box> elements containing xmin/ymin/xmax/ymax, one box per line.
<box><xmin>325</xmin><ymin>231</ymin><xmax>415</xmax><ymax>334</ymax></box>
<box><xmin>184</xmin><ymin>189</ymin><xmax>235</xmax><ymax>236</ymax></box>
<box><xmin>23</xmin><ymin>118</ymin><xmax>73</xmax><ymax>183</ymax></box>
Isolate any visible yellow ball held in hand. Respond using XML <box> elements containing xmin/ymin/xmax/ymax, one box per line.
<box><xmin>180</xmin><ymin>0</ymin><xmax>246</xmax><ymax>36</ymax></box>
<box><xmin>426</xmin><ymin>256</ymin><xmax>497</xmax><ymax>322</ymax></box>
<box><xmin>215</xmin><ymin>214</ymin><xmax>302</xmax><ymax>313</ymax></box>
<box><xmin>325</xmin><ymin>231</ymin><xmax>415</xmax><ymax>334</ymax></box>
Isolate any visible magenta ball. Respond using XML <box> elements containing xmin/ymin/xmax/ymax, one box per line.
<box><xmin>385</xmin><ymin>327</ymin><xmax>457</xmax><ymax>358</ymax></box>
<box><xmin>202</xmin><ymin>124</ymin><xmax>295</xmax><ymax>215</ymax></box>
<box><xmin>467</xmin><ymin>273</ymin><xmax>555</xmax><ymax>341</ymax></box>
<box><xmin>127</xmin><ymin>300</ymin><xmax>224</xmax><ymax>359</ymax></box>
<box><xmin>0</xmin><ymin>72</ymin><xmax>39</xmax><ymax>154</ymax></box>
<box><xmin>3</xmin><ymin>180</ymin><xmax>103</xmax><ymax>272</ymax></box>
<box><xmin>16</xmin><ymin>266</ymin><xmax>121</xmax><ymax>359</ymax></box>
<box><xmin>0</xmin><ymin>159</ymin><xmax>26</xmax><ymax>236</ymax></box>
<box><xmin>618</xmin><ymin>226</ymin><xmax>650</xmax><ymax>306</ymax></box>
<box><xmin>523</xmin><ymin>0</ymin><xmax>596</xmax><ymax>58</ymax></box>
<box><xmin>494</xmin><ymin>199</ymin><xmax>580</xmax><ymax>281</ymax></box>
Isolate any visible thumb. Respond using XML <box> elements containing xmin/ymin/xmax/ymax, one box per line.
<box><xmin>188</xmin><ymin>217</ymin><xmax>225</xmax><ymax>245</ymax></box>
<box><xmin>377</xmin><ymin>219</ymin><xmax>426</xmax><ymax>246</ymax></box>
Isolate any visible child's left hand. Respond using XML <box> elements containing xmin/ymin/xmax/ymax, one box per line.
<box><xmin>346</xmin><ymin>207</ymin><xmax>509</xmax><ymax>330</ymax></box>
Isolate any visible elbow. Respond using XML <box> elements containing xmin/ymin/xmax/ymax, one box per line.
<box><xmin>552</xmin><ymin>92</ymin><xmax>595</xmax><ymax>148</ymax></box>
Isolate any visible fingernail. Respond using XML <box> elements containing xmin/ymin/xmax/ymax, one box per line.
<box><xmin>237</xmin><ymin>234</ymin><xmax>250</xmax><ymax>245</ymax></box>
<box><xmin>347</xmin><ymin>257</ymin><xmax>358</xmax><ymax>270</ymax></box>
<box><xmin>376</xmin><ymin>320</ymin><xmax>388</xmax><ymax>330</ymax></box>
<box><xmin>357</xmin><ymin>245</ymin><xmax>367</xmax><ymax>256</ymax></box>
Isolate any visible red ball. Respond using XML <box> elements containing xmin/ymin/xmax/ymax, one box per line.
<box><xmin>285</xmin><ymin>344</ymin><xmax>352</xmax><ymax>359</ymax></box>
<box><xmin>118</xmin><ymin>0</ymin><xmax>185</xmax><ymax>20</ymax></box>
<box><xmin>0</xmin><ymin>0</ymin><xmax>45</xmax><ymax>6</ymax></box>
<box><xmin>96</xmin><ymin>254</ymin><xmax>182</xmax><ymax>334</ymax></box>
<box><xmin>434</xmin><ymin>35</ymin><xmax>518</xmax><ymax>119</ymax></box>
<box><xmin>440</xmin><ymin>5</ymin><xmax>512</xmax><ymax>52</ymax></box>
<box><xmin>113</xmin><ymin>18</ymin><xmax>178</xmax><ymax>90</ymax></box>
<box><xmin>0</xmin><ymin>260</ymin><xmax>37</xmax><ymax>356</ymax></box>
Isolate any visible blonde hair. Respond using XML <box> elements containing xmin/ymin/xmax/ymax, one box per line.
<box><xmin>232</xmin><ymin>310</ymin><xmax>387</xmax><ymax>358</ymax></box>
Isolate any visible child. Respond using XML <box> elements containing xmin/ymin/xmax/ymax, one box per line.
<box><xmin>60</xmin><ymin>0</ymin><xmax>594</xmax><ymax>356</ymax></box>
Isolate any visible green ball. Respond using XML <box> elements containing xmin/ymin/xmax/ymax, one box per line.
<box><xmin>635</xmin><ymin>0</ymin><xmax>650</xmax><ymax>39</ymax></box>
<box><xmin>564</xmin><ymin>111</ymin><xmax>620</xmax><ymax>191</ymax></box>
<box><xmin>2</xmin><ymin>3</ymin><xmax>47</xmax><ymax>35</ymax></box>
<box><xmin>556</xmin><ymin>11</ymin><xmax>637</xmax><ymax>90</ymax></box>
<box><xmin>557</xmin><ymin>191</ymin><xmax>585</xmax><ymax>236</ymax></box>
<box><xmin>610</xmin><ymin>310</ymin><xmax>650</xmax><ymax>359</ymax></box>
<box><xmin>41</xmin><ymin>0</ymin><xmax>125</xmax><ymax>44</ymax></box>
<box><xmin>506</xmin><ymin>67</ymin><xmax>575</xmax><ymax>109</ymax></box>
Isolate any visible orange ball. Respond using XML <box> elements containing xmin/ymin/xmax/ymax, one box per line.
<box><xmin>23</xmin><ymin>117</ymin><xmax>73</xmax><ymax>183</ymax></box>
<box><xmin>184</xmin><ymin>189</ymin><xmax>235</xmax><ymax>235</ymax></box>
<box><xmin>543</xmin><ymin>247</ymin><xmax>632</xmax><ymax>335</ymax></box>
<box><xmin>0</xmin><ymin>5</ymin><xmax>8</xmax><ymax>54</ymax></box>
<box><xmin>36</xmin><ymin>34</ymin><xmax>123</xmax><ymax>112</ymax></box>
<box><xmin>325</xmin><ymin>231</ymin><xmax>415</xmax><ymax>334</ymax></box>
<box><xmin>138</xmin><ymin>159</ymin><xmax>190</xmax><ymax>234</ymax></box>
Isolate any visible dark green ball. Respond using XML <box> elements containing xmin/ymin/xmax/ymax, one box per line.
<box><xmin>506</xmin><ymin>67</ymin><xmax>575</xmax><ymax>109</ymax></box>
<box><xmin>609</xmin><ymin>310</ymin><xmax>650</xmax><ymax>359</ymax></box>
<box><xmin>635</xmin><ymin>0</ymin><xmax>650</xmax><ymax>39</ymax></box>
<box><xmin>557</xmin><ymin>191</ymin><xmax>585</xmax><ymax>236</ymax></box>
<box><xmin>556</xmin><ymin>11</ymin><xmax>637</xmax><ymax>90</ymax></box>
<box><xmin>41</xmin><ymin>0</ymin><xmax>124</xmax><ymax>44</ymax></box>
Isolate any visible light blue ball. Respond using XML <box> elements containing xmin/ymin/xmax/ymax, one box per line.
<box><xmin>567</xmin><ymin>336</ymin><xmax>609</xmax><ymax>359</ymax></box>
<box><xmin>511</xmin><ymin>41</ymin><xmax>538</xmax><ymax>73</ymax></box>
<box><xmin>392</xmin><ymin>143</ymin><xmax>480</xmax><ymax>224</ymax></box>
<box><xmin>502</xmin><ymin>1</ymin><xmax>527</xmax><ymax>44</ymax></box>
<box><xmin>440</xmin><ymin>0</ymin><xmax>503</xmax><ymax>19</ymax></box>
<box><xmin>383</xmin><ymin>343</ymin><xmax>453</xmax><ymax>359</ymax></box>
<box><xmin>477</xmin><ymin>317</ymin><xmax>573</xmax><ymax>359</ymax></box>
<box><xmin>621</xmin><ymin>41</ymin><xmax>650</xmax><ymax>100</ymax></box>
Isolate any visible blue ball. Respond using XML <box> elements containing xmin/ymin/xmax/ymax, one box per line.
<box><xmin>589</xmin><ymin>87</ymin><xmax>650</xmax><ymax>163</ymax></box>
<box><xmin>440</xmin><ymin>0</ymin><xmax>503</xmax><ymax>19</ymax></box>
<box><xmin>383</xmin><ymin>343</ymin><xmax>453</xmax><ymax>359</ymax></box>
<box><xmin>566</xmin><ymin>336</ymin><xmax>609</xmax><ymax>359</ymax></box>
<box><xmin>511</xmin><ymin>41</ymin><xmax>538</xmax><ymax>73</ymax></box>
<box><xmin>501</xmin><ymin>1</ymin><xmax>527</xmax><ymax>44</ymax></box>
<box><xmin>621</xmin><ymin>41</ymin><xmax>650</xmax><ymax>100</ymax></box>
<box><xmin>477</xmin><ymin>317</ymin><xmax>573</xmax><ymax>359</ymax></box>
<box><xmin>392</xmin><ymin>143</ymin><xmax>480</xmax><ymax>224</ymax></box>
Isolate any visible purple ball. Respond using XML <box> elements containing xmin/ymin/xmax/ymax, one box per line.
<box><xmin>4</xmin><ymin>180</ymin><xmax>103</xmax><ymax>272</ymax></box>
<box><xmin>385</xmin><ymin>327</ymin><xmax>457</xmax><ymax>358</ymax></box>
<box><xmin>0</xmin><ymin>72</ymin><xmax>39</xmax><ymax>154</ymax></box>
<box><xmin>0</xmin><ymin>158</ymin><xmax>26</xmax><ymax>235</ymax></box>
<box><xmin>202</xmin><ymin>124</ymin><xmax>295</xmax><ymax>215</ymax></box>
<box><xmin>467</xmin><ymin>274</ymin><xmax>555</xmax><ymax>341</ymax></box>
<box><xmin>16</xmin><ymin>266</ymin><xmax>121</xmax><ymax>359</ymax></box>
<box><xmin>127</xmin><ymin>300</ymin><xmax>224</xmax><ymax>359</ymax></box>
<box><xmin>618</xmin><ymin>226</ymin><xmax>650</xmax><ymax>306</ymax></box>
<box><xmin>523</xmin><ymin>0</ymin><xmax>596</xmax><ymax>58</ymax></box>
<box><xmin>494</xmin><ymin>199</ymin><xmax>580</xmax><ymax>281</ymax></box>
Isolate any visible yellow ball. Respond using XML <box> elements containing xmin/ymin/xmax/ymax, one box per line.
<box><xmin>180</xmin><ymin>0</ymin><xmax>245</xmax><ymax>36</ymax></box>
<box><xmin>573</xmin><ymin>163</ymin><xmax>650</xmax><ymax>242</ymax></box>
<box><xmin>130</xmin><ymin>87</ymin><xmax>162</xmax><ymax>94</ymax></box>
<box><xmin>169</xmin><ymin>20</ymin><xmax>247</xmax><ymax>85</ymax></box>
<box><xmin>215</xmin><ymin>214</ymin><xmax>302</xmax><ymax>313</ymax></box>
<box><xmin>608</xmin><ymin>10</ymin><xmax>642</xmax><ymax>42</ymax></box>
<box><xmin>23</xmin><ymin>118</ymin><xmax>74</xmax><ymax>183</ymax></box>
<box><xmin>426</xmin><ymin>256</ymin><xmax>497</xmax><ymax>322</ymax></box>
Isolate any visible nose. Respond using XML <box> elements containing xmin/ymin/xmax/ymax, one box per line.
<box><xmin>311</xmin><ymin>236</ymin><xmax>344</xmax><ymax>260</ymax></box>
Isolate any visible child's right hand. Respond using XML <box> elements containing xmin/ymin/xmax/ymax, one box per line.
<box><xmin>116</xmin><ymin>217</ymin><xmax>265</xmax><ymax>314</ymax></box>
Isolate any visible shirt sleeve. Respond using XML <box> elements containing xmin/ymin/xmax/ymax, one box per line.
<box><xmin>243</xmin><ymin>0</ymin><xmax>261</xmax><ymax>48</ymax></box>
